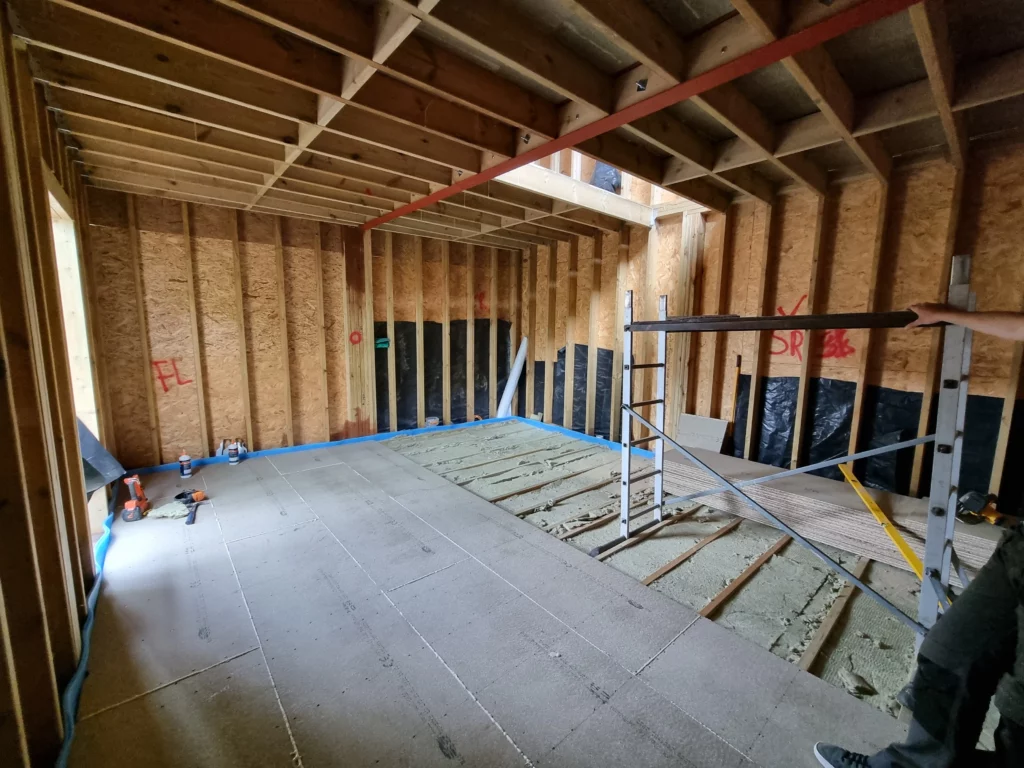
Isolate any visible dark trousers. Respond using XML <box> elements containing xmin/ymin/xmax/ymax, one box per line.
<box><xmin>871</xmin><ymin>525</ymin><xmax>1024</xmax><ymax>767</ymax></box>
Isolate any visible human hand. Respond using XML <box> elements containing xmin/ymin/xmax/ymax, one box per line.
<box><xmin>906</xmin><ymin>303</ymin><xmax>949</xmax><ymax>328</ymax></box>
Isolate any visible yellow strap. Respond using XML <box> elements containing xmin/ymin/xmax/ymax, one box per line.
<box><xmin>838</xmin><ymin>463</ymin><xmax>924</xmax><ymax>580</ymax></box>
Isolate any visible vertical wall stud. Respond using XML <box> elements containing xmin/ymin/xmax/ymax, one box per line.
<box><xmin>441</xmin><ymin>240</ymin><xmax>451</xmax><ymax>424</ymax></box>
<box><xmin>585</xmin><ymin>234</ymin><xmax>603</xmax><ymax>436</ymax></box>
<box><xmin>790</xmin><ymin>196</ymin><xmax>827</xmax><ymax>468</ymax></box>
<box><xmin>362</xmin><ymin>230</ymin><xmax>377</xmax><ymax>434</ymax></box>
<box><xmin>385</xmin><ymin>232</ymin><xmax>398</xmax><ymax>431</ymax></box>
<box><xmin>610</xmin><ymin>226</ymin><xmax>630</xmax><ymax>441</ymax></box>
<box><xmin>180</xmin><ymin>202</ymin><xmax>209</xmax><ymax>456</ymax></box>
<box><xmin>563</xmin><ymin>236</ymin><xmax>579</xmax><ymax>429</ymax></box>
<box><xmin>742</xmin><ymin>202</ymin><xmax>774</xmax><ymax>461</ymax></box>
<box><xmin>313</xmin><ymin>224</ymin><xmax>330</xmax><ymax>442</ymax></box>
<box><xmin>273</xmin><ymin>216</ymin><xmax>293</xmax><ymax>446</ymax></box>
<box><xmin>510</xmin><ymin>249</ymin><xmax>521</xmax><ymax>416</ymax></box>
<box><xmin>415</xmin><ymin>237</ymin><xmax>425</xmax><ymax>427</ymax></box>
<box><xmin>699</xmin><ymin>209</ymin><xmax>732</xmax><ymax>418</ymax></box>
<box><xmin>230</xmin><ymin>211</ymin><xmax>254</xmax><ymax>449</ymax></box>
<box><xmin>127</xmin><ymin>195</ymin><xmax>162</xmax><ymax>463</ymax></box>
<box><xmin>489</xmin><ymin>247</ymin><xmax>498</xmax><ymax>417</ymax></box>
<box><xmin>544</xmin><ymin>242</ymin><xmax>557</xmax><ymax>424</ymax></box>
<box><xmin>466</xmin><ymin>245</ymin><xmax>475</xmax><ymax>421</ymax></box>
<box><xmin>525</xmin><ymin>245</ymin><xmax>537</xmax><ymax>418</ymax></box>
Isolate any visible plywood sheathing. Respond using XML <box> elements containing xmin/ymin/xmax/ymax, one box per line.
<box><xmin>423</xmin><ymin>240</ymin><xmax>445</xmax><ymax>324</ymax></box>
<box><xmin>281</xmin><ymin>218</ymin><xmax>325</xmax><ymax>445</ymax></box>
<box><xmin>189</xmin><ymin>204</ymin><xmax>247</xmax><ymax>451</ymax></box>
<box><xmin>321</xmin><ymin>223</ymin><xmax>350</xmax><ymax>440</ymax></box>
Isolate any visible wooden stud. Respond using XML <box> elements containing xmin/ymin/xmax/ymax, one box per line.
<box><xmin>384</xmin><ymin>232</ymin><xmax>397</xmax><ymax>431</ymax></box>
<box><xmin>516</xmin><ymin>470</ymin><xmax>633</xmax><ymax>517</ymax></box>
<box><xmin>848</xmin><ymin>182</ymin><xmax>890</xmax><ymax>456</ymax></box>
<box><xmin>790</xmin><ymin>195</ymin><xmax>826</xmax><ymax>468</ymax></box>
<box><xmin>699</xmin><ymin>210</ymin><xmax>732</xmax><ymax>418</ymax></box>
<box><xmin>127</xmin><ymin>194</ymin><xmax>162</xmax><ymax>463</ymax></box>
<box><xmin>544</xmin><ymin>242</ymin><xmax>557</xmax><ymax>424</ymax></box>
<box><xmin>441</xmin><ymin>240</ymin><xmax>451</xmax><ymax>424</ymax></box>
<box><xmin>466</xmin><ymin>245</ymin><xmax>476</xmax><ymax>421</ymax></box>
<box><xmin>313</xmin><ymin>224</ymin><xmax>330</xmax><ymax>441</ymax></box>
<box><xmin>610</xmin><ymin>226</ymin><xmax>630</xmax><ymax>441</ymax></box>
<box><xmin>643</xmin><ymin>518</ymin><xmax>743</xmax><ymax>585</ymax></box>
<box><xmin>230</xmin><ymin>210</ymin><xmax>254</xmax><ymax>449</ymax></box>
<box><xmin>991</xmin><ymin>339</ymin><xmax>1024</xmax><ymax>496</ymax></box>
<box><xmin>701</xmin><ymin>536</ymin><xmax>791</xmax><ymax>618</ymax></box>
<box><xmin>0</xmin><ymin>21</ymin><xmax>65</xmax><ymax>759</ymax></box>
<box><xmin>362</xmin><ymin>229</ymin><xmax>377</xmax><ymax>434</ymax></box>
<box><xmin>558</xmin><ymin>509</ymin><xmax>619</xmax><ymax>540</ymax></box>
<box><xmin>596</xmin><ymin>508</ymin><xmax>699</xmax><ymax>561</ymax></box>
<box><xmin>911</xmin><ymin>166</ymin><xmax>965</xmax><ymax>496</ymax></box>
<box><xmin>585</xmin><ymin>233</ymin><xmax>604</xmax><ymax>435</ymax></box>
<box><xmin>415</xmin><ymin>237</ymin><xmax>425</xmax><ymax>427</ymax></box>
<box><xmin>669</xmin><ymin>213</ymin><xmax>705</xmax><ymax>428</ymax></box>
<box><xmin>179</xmin><ymin>202</ymin><xmax>210</xmax><ymax>456</ymax></box>
<box><xmin>273</xmin><ymin>216</ymin><xmax>293</xmax><ymax>446</ymax></box>
<box><xmin>563</xmin><ymin>236</ymin><xmax>579</xmax><ymax>428</ymax></box>
<box><xmin>640</xmin><ymin>223</ymin><xmax>659</xmax><ymax>436</ymax></box>
<box><xmin>489</xmin><ymin>247</ymin><xmax>498</xmax><ymax>417</ymax></box>
<box><xmin>486</xmin><ymin>463</ymin><xmax>599</xmax><ymax>504</ymax></box>
<box><xmin>525</xmin><ymin>245</ymin><xmax>538</xmax><ymax>418</ymax></box>
<box><xmin>510</xmin><ymin>249</ymin><xmax>521</xmax><ymax>415</ymax></box>
<box><xmin>742</xmin><ymin>202</ymin><xmax>774</xmax><ymax>461</ymax></box>
<box><xmin>800</xmin><ymin>558</ymin><xmax>871</xmax><ymax>672</ymax></box>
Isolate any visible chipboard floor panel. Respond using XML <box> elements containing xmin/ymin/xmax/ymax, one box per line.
<box><xmin>74</xmin><ymin>422</ymin><xmax>906</xmax><ymax>767</ymax></box>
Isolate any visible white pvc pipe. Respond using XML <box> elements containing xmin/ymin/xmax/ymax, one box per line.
<box><xmin>497</xmin><ymin>337</ymin><xmax>528</xmax><ymax>417</ymax></box>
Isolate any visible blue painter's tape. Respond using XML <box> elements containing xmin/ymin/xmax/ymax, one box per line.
<box><xmin>56</xmin><ymin>485</ymin><xmax>118</xmax><ymax>768</ymax></box>
<box><xmin>130</xmin><ymin>416</ymin><xmax>519</xmax><ymax>474</ymax></box>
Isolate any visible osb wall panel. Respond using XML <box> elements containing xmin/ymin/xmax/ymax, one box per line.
<box><xmin>496</xmin><ymin>249</ymin><xmax>513</xmax><ymax>322</ymax></box>
<box><xmin>393</xmin><ymin>233</ymin><xmax>418</xmax><ymax>323</ymax></box>
<box><xmin>596</xmin><ymin>231</ymin><xmax>620</xmax><ymax>350</ymax></box>
<box><xmin>693</xmin><ymin>211</ymin><xmax>728</xmax><ymax>418</ymax></box>
<box><xmin>238</xmin><ymin>212</ymin><xmax>289</xmax><ymax>450</ymax></box>
<box><xmin>321</xmin><ymin>224</ymin><xmax>350</xmax><ymax>440</ymax></box>
<box><xmin>722</xmin><ymin>201</ymin><xmax>765</xmax><ymax>421</ymax></box>
<box><xmin>189</xmin><ymin>204</ymin><xmax>247</xmax><ymax>449</ymax></box>
<box><xmin>423</xmin><ymin>239</ymin><xmax>444</xmax><ymax>324</ymax></box>
<box><xmin>534</xmin><ymin>243</ymin><xmax>552</xmax><ymax>362</ymax></box>
<box><xmin>87</xmin><ymin>188</ymin><xmax>153</xmax><ymax>468</ymax></box>
<box><xmin>474</xmin><ymin>246</ymin><xmax>491</xmax><ymax>326</ymax></box>
<box><xmin>958</xmin><ymin>140</ymin><xmax>1024</xmax><ymax>396</ymax></box>
<box><xmin>372</xmin><ymin>236</ymin><xmax>388</xmax><ymax>323</ymax></box>
<box><xmin>449</xmin><ymin>243</ymin><xmax>469</xmax><ymax>322</ymax></box>
<box><xmin>135</xmin><ymin>196</ymin><xmax>203</xmax><ymax>463</ymax></box>
<box><xmin>281</xmin><ymin>218</ymin><xmax>325</xmax><ymax>445</ymax></box>
<box><xmin>575</xmin><ymin>239</ymin><xmax>593</xmax><ymax>346</ymax></box>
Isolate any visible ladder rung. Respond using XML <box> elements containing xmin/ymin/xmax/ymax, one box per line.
<box><xmin>630</xmin><ymin>398</ymin><xmax>664</xmax><ymax>408</ymax></box>
<box><xmin>630</xmin><ymin>363</ymin><xmax>664</xmax><ymax>370</ymax></box>
<box><xmin>630</xmin><ymin>435</ymin><xmax>659</xmax><ymax>446</ymax></box>
<box><xmin>628</xmin><ymin>469</ymin><xmax>660</xmax><ymax>483</ymax></box>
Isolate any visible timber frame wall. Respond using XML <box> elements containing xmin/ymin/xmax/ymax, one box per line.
<box><xmin>0</xmin><ymin>21</ymin><xmax>96</xmax><ymax>768</ymax></box>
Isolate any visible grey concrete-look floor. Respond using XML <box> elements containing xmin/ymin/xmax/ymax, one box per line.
<box><xmin>72</xmin><ymin>428</ymin><xmax>905</xmax><ymax>767</ymax></box>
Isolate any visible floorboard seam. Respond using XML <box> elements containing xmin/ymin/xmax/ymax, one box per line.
<box><xmin>281</xmin><ymin>472</ymin><xmax>537</xmax><ymax>768</ymax></box>
<box><xmin>77</xmin><ymin>647</ymin><xmax>261</xmax><ymax>723</ymax></box>
<box><xmin>344</xmin><ymin>457</ymin><xmax>755</xmax><ymax>766</ymax></box>
<box><xmin>385</xmin><ymin>558</ymin><xmax>471</xmax><ymax>593</ymax></box>
<box><xmin>213</xmin><ymin>504</ymin><xmax>305</xmax><ymax>768</ymax></box>
<box><xmin>634</xmin><ymin>616</ymin><xmax>701</xmax><ymax>675</ymax></box>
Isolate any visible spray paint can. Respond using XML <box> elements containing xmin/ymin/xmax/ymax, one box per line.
<box><xmin>179</xmin><ymin>450</ymin><xmax>192</xmax><ymax>478</ymax></box>
<box><xmin>228</xmin><ymin>440</ymin><xmax>240</xmax><ymax>465</ymax></box>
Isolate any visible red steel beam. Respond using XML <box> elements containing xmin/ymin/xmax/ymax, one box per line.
<box><xmin>362</xmin><ymin>0</ymin><xmax>920</xmax><ymax>231</ymax></box>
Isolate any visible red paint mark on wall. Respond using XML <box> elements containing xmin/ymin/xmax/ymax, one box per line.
<box><xmin>349</xmin><ymin>330</ymin><xmax>362</xmax><ymax>345</ymax></box>
<box><xmin>770</xmin><ymin>295</ymin><xmax>856</xmax><ymax>361</ymax></box>
<box><xmin>475</xmin><ymin>291</ymin><xmax>489</xmax><ymax>314</ymax></box>
<box><xmin>152</xmin><ymin>359</ymin><xmax>194</xmax><ymax>393</ymax></box>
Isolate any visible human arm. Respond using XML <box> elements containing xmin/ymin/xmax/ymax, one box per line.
<box><xmin>906</xmin><ymin>303</ymin><xmax>1024</xmax><ymax>341</ymax></box>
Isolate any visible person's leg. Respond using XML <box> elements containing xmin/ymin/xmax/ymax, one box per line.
<box><xmin>816</xmin><ymin>527</ymin><xmax>1022</xmax><ymax>768</ymax></box>
<box><xmin>992</xmin><ymin>531</ymin><xmax>1024</xmax><ymax>766</ymax></box>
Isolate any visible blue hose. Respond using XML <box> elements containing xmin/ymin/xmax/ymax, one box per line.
<box><xmin>56</xmin><ymin>480</ymin><xmax>120</xmax><ymax>767</ymax></box>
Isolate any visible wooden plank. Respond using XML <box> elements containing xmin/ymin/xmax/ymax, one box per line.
<box><xmin>179</xmin><ymin>203</ymin><xmax>210</xmax><ymax>456</ymax></box>
<box><xmin>563</xmin><ymin>236</ymin><xmax>579</xmax><ymax>428</ymax></box>
<box><xmin>558</xmin><ymin>509</ymin><xmax>619</xmax><ymax>539</ymax></box>
<box><xmin>126</xmin><ymin>194</ymin><xmax>162</xmax><ymax>462</ymax></box>
<box><xmin>699</xmin><ymin>210</ymin><xmax>732</xmax><ymax>418</ymax></box>
<box><xmin>848</xmin><ymin>182</ymin><xmax>890</xmax><ymax>455</ymax></box>
<box><xmin>610</xmin><ymin>226</ymin><xmax>629</xmax><ymax>441</ymax></box>
<box><xmin>701</xmin><ymin>536</ymin><xmax>791</xmax><ymax>618</ymax></box>
<box><xmin>273</xmin><ymin>216</ymin><xmax>293</xmax><ymax>446</ymax></box>
<box><xmin>911</xmin><ymin>166</ymin><xmax>964</xmax><ymax>496</ymax></box>
<box><xmin>415</xmin><ymin>237</ymin><xmax>425</xmax><ymax>428</ymax></box>
<box><xmin>489</xmin><ymin>247</ymin><xmax>498</xmax><ymax>417</ymax></box>
<box><xmin>991</xmin><ymin>342</ymin><xmax>1024</xmax><ymax>496</ymax></box>
<box><xmin>544</xmin><ymin>243</ymin><xmax>558</xmax><ymax>424</ymax></box>
<box><xmin>585</xmin><ymin>233</ymin><xmax>603</xmax><ymax>435</ymax></box>
<box><xmin>0</xmin><ymin>22</ymin><xmax>64</xmax><ymax>759</ymax></box>
<box><xmin>799</xmin><ymin>557</ymin><xmax>871</xmax><ymax>672</ymax></box>
<box><xmin>230</xmin><ymin>210</ymin><xmax>254</xmax><ymax>448</ymax></box>
<box><xmin>385</xmin><ymin>232</ymin><xmax>398</xmax><ymax>431</ymax></box>
<box><xmin>515</xmin><ymin>470</ymin><xmax>633</xmax><ymax>516</ymax></box>
<box><xmin>510</xmin><ymin>249</ymin><xmax>521</xmax><ymax>415</ymax></box>
<box><xmin>790</xmin><ymin>195</ymin><xmax>826</xmax><ymax>468</ymax></box>
<box><xmin>742</xmin><ymin>202</ymin><xmax>774</xmax><ymax>460</ymax></box>
<box><xmin>642</xmin><ymin>518</ymin><xmax>743</xmax><ymax>585</ymax></box>
<box><xmin>362</xmin><ymin>230</ymin><xmax>377</xmax><ymax>434</ymax></box>
<box><xmin>596</xmin><ymin>508</ymin><xmax>699</xmax><ymax>562</ymax></box>
<box><xmin>486</xmin><ymin>463</ymin><xmax>601</xmax><ymax>504</ymax></box>
<box><xmin>525</xmin><ymin>245</ymin><xmax>538</xmax><ymax>417</ymax></box>
<box><xmin>466</xmin><ymin>245</ymin><xmax>476</xmax><ymax>421</ymax></box>
<box><xmin>313</xmin><ymin>224</ymin><xmax>330</xmax><ymax>441</ymax></box>
<box><xmin>441</xmin><ymin>240</ymin><xmax>451</xmax><ymax>424</ymax></box>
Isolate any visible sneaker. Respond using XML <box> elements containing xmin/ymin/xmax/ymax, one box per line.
<box><xmin>814</xmin><ymin>742</ymin><xmax>871</xmax><ymax>767</ymax></box>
